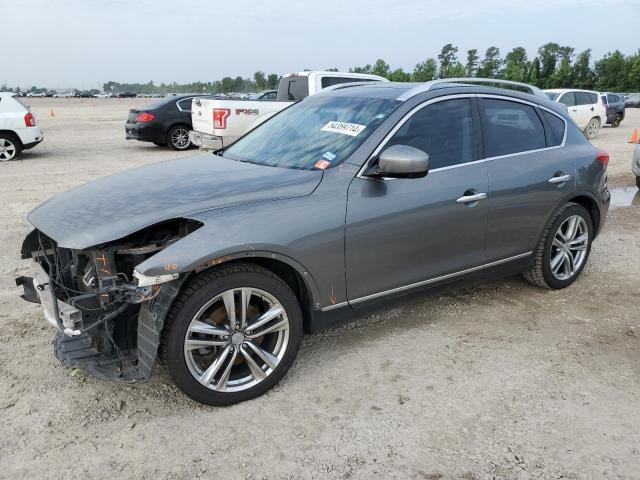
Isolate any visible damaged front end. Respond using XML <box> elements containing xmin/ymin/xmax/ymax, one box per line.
<box><xmin>16</xmin><ymin>219</ymin><xmax>201</xmax><ymax>381</ymax></box>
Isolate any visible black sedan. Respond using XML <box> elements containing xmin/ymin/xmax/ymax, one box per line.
<box><xmin>125</xmin><ymin>95</ymin><xmax>209</xmax><ymax>150</ymax></box>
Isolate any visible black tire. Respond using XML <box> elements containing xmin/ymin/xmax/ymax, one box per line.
<box><xmin>153</xmin><ymin>141</ymin><xmax>167</xmax><ymax>147</ymax></box>
<box><xmin>0</xmin><ymin>132</ymin><xmax>22</xmax><ymax>161</ymax></box>
<box><xmin>612</xmin><ymin>114</ymin><xmax>621</xmax><ymax>128</ymax></box>
<box><xmin>636</xmin><ymin>176</ymin><xmax>640</xmax><ymax>189</ymax></box>
<box><xmin>523</xmin><ymin>203</ymin><xmax>593</xmax><ymax>290</ymax></box>
<box><xmin>160</xmin><ymin>263</ymin><xmax>303</xmax><ymax>406</ymax></box>
<box><xmin>167</xmin><ymin>125</ymin><xmax>191</xmax><ymax>151</ymax></box>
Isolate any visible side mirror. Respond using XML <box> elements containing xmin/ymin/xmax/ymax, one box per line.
<box><xmin>369</xmin><ymin>144</ymin><xmax>430</xmax><ymax>178</ymax></box>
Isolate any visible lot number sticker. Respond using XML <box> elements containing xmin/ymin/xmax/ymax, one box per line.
<box><xmin>321</xmin><ymin>121</ymin><xmax>366</xmax><ymax>137</ymax></box>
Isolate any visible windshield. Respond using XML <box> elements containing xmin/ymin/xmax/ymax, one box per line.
<box><xmin>545</xmin><ymin>92</ymin><xmax>560</xmax><ymax>101</ymax></box>
<box><xmin>223</xmin><ymin>95</ymin><xmax>400</xmax><ymax>170</ymax></box>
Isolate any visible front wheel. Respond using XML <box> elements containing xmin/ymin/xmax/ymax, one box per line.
<box><xmin>167</xmin><ymin>125</ymin><xmax>191</xmax><ymax>151</ymax></box>
<box><xmin>612</xmin><ymin>114</ymin><xmax>622</xmax><ymax>128</ymax></box>
<box><xmin>584</xmin><ymin>118</ymin><xmax>600</xmax><ymax>139</ymax></box>
<box><xmin>523</xmin><ymin>203</ymin><xmax>593</xmax><ymax>289</ymax></box>
<box><xmin>161</xmin><ymin>264</ymin><xmax>303</xmax><ymax>406</ymax></box>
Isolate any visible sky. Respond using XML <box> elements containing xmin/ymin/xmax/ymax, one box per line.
<box><xmin>1</xmin><ymin>0</ymin><xmax>636</xmax><ymax>90</ymax></box>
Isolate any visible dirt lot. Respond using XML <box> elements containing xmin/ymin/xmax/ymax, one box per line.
<box><xmin>1</xmin><ymin>98</ymin><xmax>639</xmax><ymax>480</ymax></box>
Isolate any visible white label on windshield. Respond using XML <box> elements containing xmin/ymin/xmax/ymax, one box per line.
<box><xmin>321</xmin><ymin>121</ymin><xmax>366</xmax><ymax>137</ymax></box>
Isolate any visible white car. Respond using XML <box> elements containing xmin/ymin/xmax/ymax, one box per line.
<box><xmin>26</xmin><ymin>91</ymin><xmax>46</xmax><ymax>98</ymax></box>
<box><xmin>632</xmin><ymin>143</ymin><xmax>640</xmax><ymax>188</ymax></box>
<box><xmin>94</xmin><ymin>93</ymin><xmax>112</xmax><ymax>98</ymax></box>
<box><xmin>0</xmin><ymin>92</ymin><xmax>44</xmax><ymax>161</ymax></box>
<box><xmin>53</xmin><ymin>91</ymin><xmax>74</xmax><ymax>98</ymax></box>
<box><xmin>544</xmin><ymin>89</ymin><xmax>606</xmax><ymax>139</ymax></box>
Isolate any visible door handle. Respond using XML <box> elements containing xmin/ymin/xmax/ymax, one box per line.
<box><xmin>456</xmin><ymin>192</ymin><xmax>487</xmax><ymax>203</ymax></box>
<box><xmin>548</xmin><ymin>174</ymin><xmax>572</xmax><ymax>184</ymax></box>
<box><xmin>590</xmin><ymin>107</ymin><xmax>594</xmax><ymax>111</ymax></box>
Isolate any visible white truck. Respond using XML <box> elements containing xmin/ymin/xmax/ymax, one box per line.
<box><xmin>189</xmin><ymin>71</ymin><xmax>388</xmax><ymax>151</ymax></box>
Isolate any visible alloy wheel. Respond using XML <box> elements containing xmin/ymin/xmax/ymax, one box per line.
<box><xmin>549</xmin><ymin>215</ymin><xmax>589</xmax><ymax>281</ymax></box>
<box><xmin>171</xmin><ymin>128</ymin><xmax>190</xmax><ymax>149</ymax></box>
<box><xmin>0</xmin><ymin>138</ymin><xmax>17</xmax><ymax>161</ymax></box>
<box><xmin>183</xmin><ymin>287</ymin><xmax>290</xmax><ymax>393</ymax></box>
<box><xmin>585</xmin><ymin>119</ymin><xmax>599</xmax><ymax>138</ymax></box>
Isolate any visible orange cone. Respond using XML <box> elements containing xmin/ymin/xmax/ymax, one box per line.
<box><xmin>49</xmin><ymin>109</ymin><xmax>55</xmax><ymax>117</ymax></box>
<box><xmin>630</xmin><ymin>128</ymin><xmax>639</xmax><ymax>144</ymax></box>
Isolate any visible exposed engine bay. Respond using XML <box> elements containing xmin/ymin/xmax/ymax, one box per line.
<box><xmin>16</xmin><ymin>219</ymin><xmax>202</xmax><ymax>381</ymax></box>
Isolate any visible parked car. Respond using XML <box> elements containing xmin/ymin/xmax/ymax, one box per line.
<box><xmin>544</xmin><ymin>89</ymin><xmax>606</xmax><ymax>139</ymax></box>
<box><xmin>94</xmin><ymin>92</ymin><xmax>112</xmax><ymax>98</ymax></box>
<box><xmin>26</xmin><ymin>91</ymin><xmax>46</xmax><ymax>98</ymax></box>
<box><xmin>600</xmin><ymin>93</ymin><xmax>625</xmax><ymax>127</ymax></box>
<box><xmin>625</xmin><ymin>96</ymin><xmax>640</xmax><ymax>108</ymax></box>
<box><xmin>125</xmin><ymin>94</ymin><xmax>210</xmax><ymax>150</ymax></box>
<box><xmin>75</xmin><ymin>91</ymin><xmax>94</xmax><ymax>98</ymax></box>
<box><xmin>190</xmin><ymin>70</ymin><xmax>388</xmax><ymax>150</ymax></box>
<box><xmin>117</xmin><ymin>92</ymin><xmax>137</xmax><ymax>98</ymax></box>
<box><xmin>248</xmin><ymin>90</ymin><xmax>277</xmax><ymax>100</ymax></box>
<box><xmin>17</xmin><ymin>79</ymin><xmax>609</xmax><ymax>405</ymax></box>
<box><xmin>632</xmin><ymin>143</ymin><xmax>640</xmax><ymax>188</ymax></box>
<box><xmin>0</xmin><ymin>92</ymin><xmax>44</xmax><ymax>161</ymax></box>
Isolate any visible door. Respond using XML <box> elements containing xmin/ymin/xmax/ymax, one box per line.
<box><xmin>479</xmin><ymin>97</ymin><xmax>575</xmax><ymax>261</ymax></box>
<box><xmin>574</xmin><ymin>91</ymin><xmax>599</xmax><ymax>127</ymax></box>
<box><xmin>557</xmin><ymin>91</ymin><xmax>586</xmax><ymax>129</ymax></box>
<box><xmin>345</xmin><ymin>97</ymin><xmax>489</xmax><ymax>303</ymax></box>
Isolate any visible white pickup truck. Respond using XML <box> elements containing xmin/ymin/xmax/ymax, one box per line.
<box><xmin>189</xmin><ymin>71</ymin><xmax>388</xmax><ymax>151</ymax></box>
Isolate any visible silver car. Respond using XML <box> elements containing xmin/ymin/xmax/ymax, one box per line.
<box><xmin>17</xmin><ymin>79</ymin><xmax>610</xmax><ymax>406</ymax></box>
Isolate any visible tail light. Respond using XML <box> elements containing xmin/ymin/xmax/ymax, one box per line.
<box><xmin>596</xmin><ymin>149</ymin><xmax>609</xmax><ymax>166</ymax></box>
<box><xmin>213</xmin><ymin>109</ymin><xmax>230</xmax><ymax>129</ymax></box>
<box><xmin>24</xmin><ymin>112</ymin><xmax>35</xmax><ymax>127</ymax></box>
<box><xmin>135</xmin><ymin>112</ymin><xmax>155</xmax><ymax>122</ymax></box>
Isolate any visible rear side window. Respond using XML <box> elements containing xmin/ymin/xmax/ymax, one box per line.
<box><xmin>480</xmin><ymin>98</ymin><xmax>546</xmax><ymax>157</ymax></box>
<box><xmin>177</xmin><ymin>98</ymin><xmax>192</xmax><ymax>112</ymax></box>
<box><xmin>575</xmin><ymin>92</ymin><xmax>597</xmax><ymax>105</ymax></box>
<box><xmin>542</xmin><ymin>110</ymin><xmax>565</xmax><ymax>146</ymax></box>
<box><xmin>320</xmin><ymin>76</ymin><xmax>375</xmax><ymax>89</ymax></box>
<box><xmin>558</xmin><ymin>92</ymin><xmax>575</xmax><ymax>107</ymax></box>
<box><xmin>276</xmin><ymin>77</ymin><xmax>309</xmax><ymax>102</ymax></box>
<box><xmin>386</xmin><ymin>98</ymin><xmax>474</xmax><ymax>170</ymax></box>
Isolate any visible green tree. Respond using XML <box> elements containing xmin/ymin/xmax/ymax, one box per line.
<box><xmin>502</xmin><ymin>47</ymin><xmax>528</xmax><ymax>82</ymax></box>
<box><xmin>371</xmin><ymin>59</ymin><xmax>391</xmax><ymax>78</ymax></box>
<box><xmin>438</xmin><ymin>43</ymin><xmax>459</xmax><ymax>78</ymax></box>
<box><xmin>465</xmin><ymin>49</ymin><xmax>479</xmax><ymax>77</ymax></box>
<box><xmin>477</xmin><ymin>47</ymin><xmax>501</xmax><ymax>78</ymax></box>
<box><xmin>349</xmin><ymin>64</ymin><xmax>373</xmax><ymax>74</ymax></box>
<box><xmin>253</xmin><ymin>71</ymin><xmax>266</xmax><ymax>90</ymax></box>
<box><xmin>572</xmin><ymin>50</ymin><xmax>596</xmax><ymax>89</ymax></box>
<box><xmin>412</xmin><ymin>58</ymin><xmax>437</xmax><ymax>82</ymax></box>
<box><xmin>266</xmin><ymin>74</ymin><xmax>280</xmax><ymax>90</ymax></box>
<box><xmin>595</xmin><ymin>50</ymin><xmax>632</xmax><ymax>91</ymax></box>
<box><xmin>389</xmin><ymin>68</ymin><xmax>411</xmax><ymax>82</ymax></box>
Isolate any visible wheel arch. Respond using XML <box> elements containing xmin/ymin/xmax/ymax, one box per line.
<box><xmin>0</xmin><ymin>130</ymin><xmax>23</xmax><ymax>147</ymax></box>
<box><xmin>566</xmin><ymin>192</ymin><xmax>601</xmax><ymax>236</ymax></box>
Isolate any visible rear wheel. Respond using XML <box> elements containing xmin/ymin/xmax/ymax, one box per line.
<box><xmin>636</xmin><ymin>176</ymin><xmax>640</xmax><ymax>189</ymax></box>
<box><xmin>167</xmin><ymin>125</ymin><xmax>191</xmax><ymax>151</ymax></box>
<box><xmin>161</xmin><ymin>264</ymin><xmax>303</xmax><ymax>406</ymax></box>
<box><xmin>153</xmin><ymin>141</ymin><xmax>167</xmax><ymax>147</ymax></box>
<box><xmin>523</xmin><ymin>203</ymin><xmax>593</xmax><ymax>289</ymax></box>
<box><xmin>584</xmin><ymin>118</ymin><xmax>600</xmax><ymax>139</ymax></box>
<box><xmin>612</xmin><ymin>114</ymin><xmax>622</xmax><ymax>128</ymax></box>
<box><xmin>0</xmin><ymin>134</ymin><xmax>21</xmax><ymax>161</ymax></box>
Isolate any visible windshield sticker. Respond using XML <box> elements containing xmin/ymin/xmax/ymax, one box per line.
<box><xmin>321</xmin><ymin>121</ymin><xmax>366</xmax><ymax>137</ymax></box>
<box><xmin>323</xmin><ymin>151</ymin><xmax>336</xmax><ymax>161</ymax></box>
<box><xmin>314</xmin><ymin>159</ymin><xmax>331</xmax><ymax>170</ymax></box>
<box><xmin>375</xmin><ymin>113</ymin><xmax>386</xmax><ymax>119</ymax></box>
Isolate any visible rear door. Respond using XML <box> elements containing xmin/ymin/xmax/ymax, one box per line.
<box><xmin>479</xmin><ymin>96</ymin><xmax>575</xmax><ymax>261</ymax></box>
<box><xmin>557</xmin><ymin>92</ymin><xmax>585</xmax><ymax>128</ymax></box>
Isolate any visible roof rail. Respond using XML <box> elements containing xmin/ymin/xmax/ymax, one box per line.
<box><xmin>397</xmin><ymin>78</ymin><xmax>546</xmax><ymax>101</ymax></box>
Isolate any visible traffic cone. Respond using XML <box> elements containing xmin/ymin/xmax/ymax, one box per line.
<box><xmin>630</xmin><ymin>128</ymin><xmax>639</xmax><ymax>144</ymax></box>
<box><xmin>49</xmin><ymin>109</ymin><xmax>55</xmax><ymax>117</ymax></box>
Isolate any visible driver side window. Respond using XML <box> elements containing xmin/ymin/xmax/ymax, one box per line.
<box><xmin>387</xmin><ymin>98</ymin><xmax>474</xmax><ymax>170</ymax></box>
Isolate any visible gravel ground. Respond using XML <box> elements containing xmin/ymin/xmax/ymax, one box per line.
<box><xmin>1</xmin><ymin>99</ymin><xmax>639</xmax><ymax>480</ymax></box>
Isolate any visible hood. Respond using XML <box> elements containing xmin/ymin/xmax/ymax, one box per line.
<box><xmin>28</xmin><ymin>154</ymin><xmax>322</xmax><ymax>249</ymax></box>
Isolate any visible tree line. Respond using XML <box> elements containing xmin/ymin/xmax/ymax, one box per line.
<box><xmin>3</xmin><ymin>43</ymin><xmax>639</xmax><ymax>94</ymax></box>
<box><xmin>350</xmin><ymin>43</ymin><xmax>640</xmax><ymax>92</ymax></box>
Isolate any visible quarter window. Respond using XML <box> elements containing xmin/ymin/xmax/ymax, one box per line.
<box><xmin>177</xmin><ymin>98</ymin><xmax>192</xmax><ymax>112</ymax></box>
<box><xmin>385</xmin><ymin>98</ymin><xmax>474</xmax><ymax>170</ymax></box>
<box><xmin>542</xmin><ymin>110</ymin><xmax>565</xmax><ymax>146</ymax></box>
<box><xmin>575</xmin><ymin>92</ymin><xmax>596</xmax><ymax>105</ymax></box>
<box><xmin>479</xmin><ymin>98</ymin><xmax>546</xmax><ymax>157</ymax></box>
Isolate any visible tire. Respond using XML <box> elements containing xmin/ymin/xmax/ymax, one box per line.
<box><xmin>584</xmin><ymin>118</ymin><xmax>600</xmax><ymax>139</ymax></box>
<box><xmin>160</xmin><ymin>263</ymin><xmax>303</xmax><ymax>406</ymax></box>
<box><xmin>636</xmin><ymin>176</ymin><xmax>640</xmax><ymax>189</ymax></box>
<box><xmin>612</xmin><ymin>114</ymin><xmax>621</xmax><ymax>128</ymax></box>
<box><xmin>167</xmin><ymin>125</ymin><xmax>191</xmax><ymax>151</ymax></box>
<box><xmin>523</xmin><ymin>203</ymin><xmax>593</xmax><ymax>290</ymax></box>
<box><xmin>0</xmin><ymin>133</ymin><xmax>22</xmax><ymax>161</ymax></box>
<box><xmin>153</xmin><ymin>141</ymin><xmax>167</xmax><ymax>147</ymax></box>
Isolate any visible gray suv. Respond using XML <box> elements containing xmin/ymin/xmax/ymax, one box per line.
<box><xmin>17</xmin><ymin>79</ymin><xmax>610</xmax><ymax>406</ymax></box>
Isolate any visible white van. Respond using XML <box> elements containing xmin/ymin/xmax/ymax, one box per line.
<box><xmin>544</xmin><ymin>89</ymin><xmax>607</xmax><ymax>139</ymax></box>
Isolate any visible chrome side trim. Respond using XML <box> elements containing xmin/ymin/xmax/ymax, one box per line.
<box><xmin>357</xmin><ymin>93</ymin><xmax>568</xmax><ymax>179</ymax></box>
<box><xmin>320</xmin><ymin>301</ymin><xmax>349</xmax><ymax>312</ymax></box>
<box><xmin>347</xmin><ymin>251</ymin><xmax>533</xmax><ymax>306</ymax></box>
